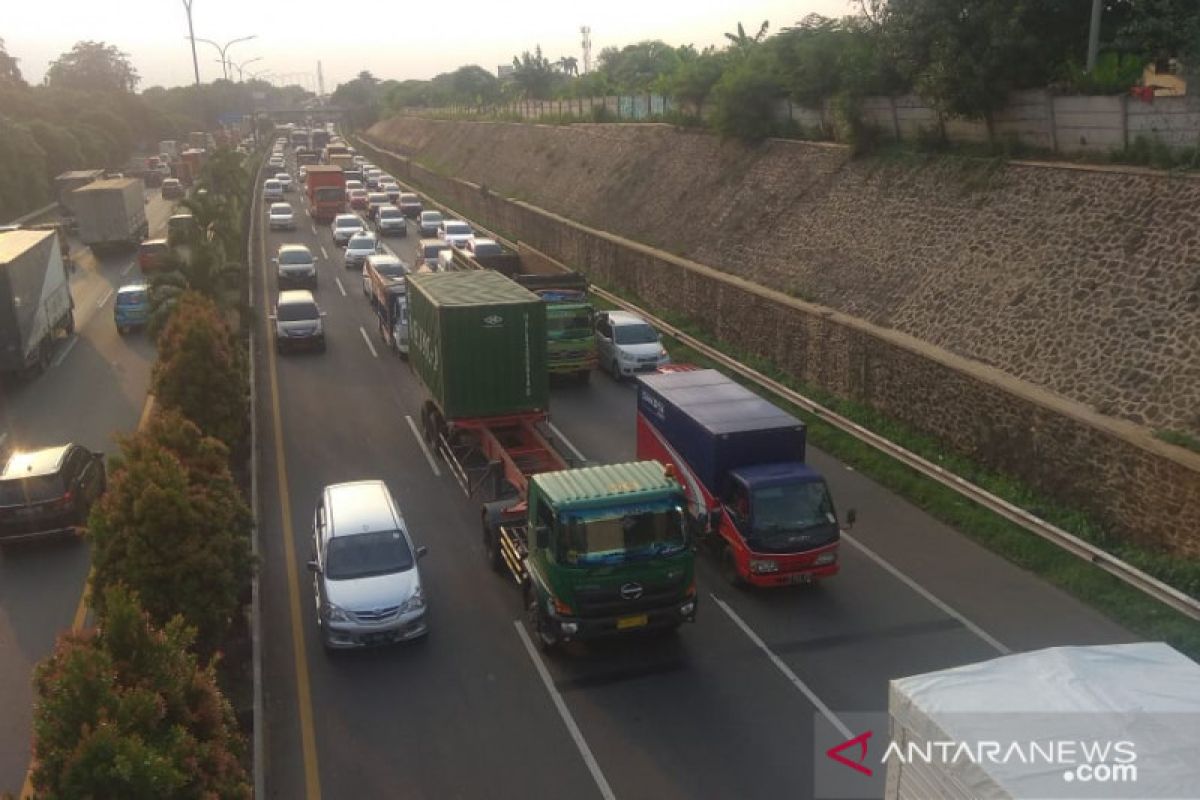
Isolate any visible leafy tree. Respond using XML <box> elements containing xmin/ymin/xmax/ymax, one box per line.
<box><xmin>87</xmin><ymin>408</ymin><xmax>252</xmax><ymax>655</ymax></box>
<box><xmin>709</xmin><ymin>48</ymin><xmax>785</xmax><ymax>141</ymax></box>
<box><xmin>76</xmin><ymin>109</ymin><xmax>134</xmax><ymax>162</ymax></box>
<box><xmin>448</xmin><ymin>65</ymin><xmax>501</xmax><ymax>106</ymax></box>
<box><xmin>597</xmin><ymin>40</ymin><xmax>684</xmax><ymax>92</ymax></box>
<box><xmin>662</xmin><ymin>50</ymin><xmax>725</xmax><ymax>115</ymax></box>
<box><xmin>724</xmin><ymin>20</ymin><xmax>771</xmax><ymax>54</ymax></box>
<box><xmin>0</xmin><ymin>37</ymin><xmax>24</xmax><ymax>88</ymax></box>
<box><xmin>151</xmin><ymin>293</ymin><xmax>249</xmax><ymax>453</ymax></box>
<box><xmin>30</xmin><ymin>586</ymin><xmax>251</xmax><ymax>799</ymax></box>
<box><xmin>46</xmin><ymin>40</ymin><xmax>140</xmax><ymax>94</ymax></box>
<box><xmin>331</xmin><ymin>71</ymin><xmax>383</xmax><ymax>129</ymax></box>
<box><xmin>558</xmin><ymin>56</ymin><xmax>579</xmax><ymax>76</ymax></box>
<box><xmin>511</xmin><ymin>46</ymin><xmax>559</xmax><ymax>99</ymax></box>
<box><xmin>27</xmin><ymin>120</ymin><xmax>84</xmax><ymax>181</ymax></box>
<box><xmin>0</xmin><ymin>118</ymin><xmax>48</xmax><ymax>220</ymax></box>
<box><xmin>1111</xmin><ymin>0</ymin><xmax>1200</xmax><ymax>65</ymax></box>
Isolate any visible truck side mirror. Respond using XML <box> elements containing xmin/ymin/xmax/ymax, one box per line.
<box><xmin>844</xmin><ymin>509</ymin><xmax>857</xmax><ymax>529</ymax></box>
<box><xmin>534</xmin><ymin>526</ymin><xmax>549</xmax><ymax>549</ymax></box>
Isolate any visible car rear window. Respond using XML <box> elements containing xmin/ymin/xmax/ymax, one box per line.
<box><xmin>140</xmin><ymin>242</ymin><xmax>168</xmax><ymax>254</ymax></box>
<box><xmin>472</xmin><ymin>242</ymin><xmax>502</xmax><ymax>257</ymax></box>
<box><xmin>265</xmin><ymin>180</ymin><xmax>281</xmax><ymax>189</ymax></box>
<box><xmin>379</xmin><ymin>208</ymin><xmax>402</xmax><ymax>220</ymax></box>
<box><xmin>348</xmin><ymin>235</ymin><xmax>375</xmax><ymax>249</ymax></box>
<box><xmin>444</xmin><ymin>222</ymin><xmax>471</xmax><ymax>235</ymax></box>
<box><xmin>400</xmin><ymin>194</ymin><xmax>420</xmax><ymax>204</ymax></box>
<box><xmin>422</xmin><ymin>243</ymin><xmax>450</xmax><ymax>258</ymax></box>
<box><xmin>278</xmin><ymin>302</ymin><xmax>319</xmax><ymax>322</ymax></box>
<box><xmin>270</xmin><ymin>204</ymin><xmax>291</xmax><ymax>213</ymax></box>
<box><xmin>0</xmin><ymin>475</ymin><xmax>64</xmax><ymax>505</ymax></box>
<box><xmin>117</xmin><ymin>291</ymin><xmax>147</xmax><ymax>305</ymax></box>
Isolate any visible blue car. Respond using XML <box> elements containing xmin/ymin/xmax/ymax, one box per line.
<box><xmin>114</xmin><ymin>283</ymin><xmax>150</xmax><ymax>334</ymax></box>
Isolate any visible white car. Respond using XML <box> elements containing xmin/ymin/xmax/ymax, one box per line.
<box><xmin>274</xmin><ymin>172</ymin><xmax>293</xmax><ymax>192</ymax></box>
<box><xmin>268</xmin><ymin>202</ymin><xmax>296</xmax><ymax>230</ymax></box>
<box><xmin>263</xmin><ymin>179</ymin><xmax>284</xmax><ymax>201</ymax></box>
<box><xmin>331</xmin><ymin>213</ymin><xmax>366</xmax><ymax>247</ymax></box>
<box><xmin>343</xmin><ymin>232</ymin><xmax>379</xmax><ymax>270</ymax></box>
<box><xmin>438</xmin><ymin>219</ymin><xmax>474</xmax><ymax>248</ymax></box>
<box><xmin>268</xmin><ymin>156</ymin><xmax>285</xmax><ymax>171</ymax></box>
<box><xmin>375</xmin><ymin>205</ymin><xmax>407</xmax><ymax>237</ymax></box>
<box><xmin>345</xmin><ymin>180</ymin><xmax>364</xmax><ymax>194</ymax></box>
<box><xmin>594</xmin><ymin>310</ymin><xmax>670</xmax><ymax>380</ymax></box>
<box><xmin>274</xmin><ymin>244</ymin><xmax>317</xmax><ymax>290</ymax></box>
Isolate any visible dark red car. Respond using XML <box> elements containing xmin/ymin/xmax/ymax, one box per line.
<box><xmin>348</xmin><ymin>189</ymin><xmax>369</xmax><ymax>210</ymax></box>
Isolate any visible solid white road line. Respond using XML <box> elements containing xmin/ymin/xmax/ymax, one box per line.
<box><xmin>97</xmin><ymin>288</ymin><xmax>114</xmax><ymax>308</ymax></box>
<box><xmin>359</xmin><ymin>326</ymin><xmax>378</xmax><ymax>358</ymax></box>
<box><xmin>710</xmin><ymin>593</ymin><xmax>853</xmax><ymax>740</ymax></box>
<box><xmin>121</xmin><ymin>261</ymin><xmax>135</xmax><ymax>276</ymax></box>
<box><xmin>51</xmin><ymin>335</ymin><xmax>78</xmax><ymax>368</ymax></box>
<box><xmin>514</xmin><ymin>621</ymin><xmax>617</xmax><ymax>800</ymax></box>
<box><xmin>547</xmin><ymin>420</ymin><xmax>587</xmax><ymax>464</ymax></box>
<box><xmin>320</xmin><ymin>245</ymin><xmax>328</xmax><ymax>260</ymax></box>
<box><xmin>334</xmin><ymin>278</ymin><xmax>347</xmax><ymax>297</ymax></box>
<box><xmin>404</xmin><ymin>415</ymin><xmax>441</xmax><ymax>477</ymax></box>
<box><xmin>840</xmin><ymin>533</ymin><xmax>1010</xmax><ymax>654</ymax></box>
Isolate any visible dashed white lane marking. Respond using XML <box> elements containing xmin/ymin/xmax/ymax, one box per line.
<box><xmin>320</xmin><ymin>246</ymin><xmax>328</xmax><ymax>260</ymax></box>
<box><xmin>359</xmin><ymin>326</ymin><xmax>378</xmax><ymax>358</ymax></box>
<box><xmin>52</xmin><ymin>336</ymin><xmax>78</xmax><ymax>368</ymax></box>
<box><xmin>334</xmin><ymin>278</ymin><xmax>346</xmax><ymax>297</ymax></box>
<box><xmin>404</xmin><ymin>415</ymin><xmax>441</xmax><ymax>477</ymax></box>
<box><xmin>547</xmin><ymin>421</ymin><xmax>587</xmax><ymax>464</ymax></box>
<box><xmin>97</xmin><ymin>289</ymin><xmax>113</xmax><ymax>308</ymax></box>
<box><xmin>121</xmin><ymin>261</ymin><xmax>135</xmax><ymax>276</ymax></box>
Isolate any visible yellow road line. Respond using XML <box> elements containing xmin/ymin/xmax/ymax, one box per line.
<box><xmin>260</xmin><ymin>184</ymin><xmax>323</xmax><ymax>799</ymax></box>
<box><xmin>22</xmin><ymin>393</ymin><xmax>156</xmax><ymax>799</ymax></box>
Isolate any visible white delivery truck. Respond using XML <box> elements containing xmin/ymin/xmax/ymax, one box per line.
<box><xmin>0</xmin><ymin>229</ymin><xmax>75</xmax><ymax>376</ymax></box>
<box><xmin>71</xmin><ymin>177</ymin><xmax>148</xmax><ymax>252</ymax></box>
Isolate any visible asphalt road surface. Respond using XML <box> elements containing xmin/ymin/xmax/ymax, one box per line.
<box><xmin>0</xmin><ymin>188</ymin><xmax>173</xmax><ymax>793</ymax></box>
<box><xmin>255</xmin><ymin>148</ymin><xmax>1132</xmax><ymax>800</ymax></box>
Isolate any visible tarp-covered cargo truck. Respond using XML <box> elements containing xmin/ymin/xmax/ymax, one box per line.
<box><xmin>54</xmin><ymin>170</ymin><xmax>105</xmax><ymax>216</ymax></box>
<box><xmin>0</xmin><ymin>230</ymin><xmax>75</xmax><ymax>376</ymax></box>
<box><xmin>883</xmin><ymin>643</ymin><xmax>1200</xmax><ymax>799</ymax></box>
<box><xmin>636</xmin><ymin>368</ymin><xmax>850</xmax><ymax>587</ymax></box>
<box><xmin>409</xmin><ymin>270</ymin><xmax>697</xmax><ymax>651</ymax></box>
<box><xmin>71</xmin><ymin>178</ymin><xmax>147</xmax><ymax>251</ymax></box>
<box><xmin>448</xmin><ymin>244</ymin><xmax>597</xmax><ymax>381</ymax></box>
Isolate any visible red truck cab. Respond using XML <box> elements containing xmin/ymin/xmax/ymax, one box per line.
<box><xmin>305</xmin><ymin>166</ymin><xmax>346</xmax><ymax>223</ymax></box>
<box><xmin>636</xmin><ymin>368</ymin><xmax>852</xmax><ymax>587</ymax></box>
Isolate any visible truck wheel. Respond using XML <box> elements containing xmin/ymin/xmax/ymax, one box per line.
<box><xmin>481</xmin><ymin>516</ymin><xmax>503</xmax><ymax>574</ymax></box>
<box><xmin>526</xmin><ymin>596</ymin><xmax>560</xmax><ymax>654</ymax></box>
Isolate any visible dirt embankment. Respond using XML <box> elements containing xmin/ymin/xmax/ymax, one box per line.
<box><xmin>368</xmin><ymin>117</ymin><xmax>1200</xmax><ymax>437</ymax></box>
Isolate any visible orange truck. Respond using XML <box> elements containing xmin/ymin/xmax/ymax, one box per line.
<box><xmin>305</xmin><ymin>166</ymin><xmax>346</xmax><ymax>222</ymax></box>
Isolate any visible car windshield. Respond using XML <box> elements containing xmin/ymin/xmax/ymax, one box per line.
<box><xmin>422</xmin><ymin>244</ymin><xmax>449</xmax><ymax>258</ymax></box>
<box><xmin>400</xmin><ymin>194</ymin><xmax>420</xmax><ymax>204</ymax></box>
<box><xmin>117</xmin><ymin>290</ymin><xmax>147</xmax><ymax>305</ymax></box>
<box><xmin>614</xmin><ymin>323</ymin><xmax>659</xmax><ymax>345</ymax></box>
<box><xmin>751</xmin><ymin>482</ymin><xmax>834</xmax><ymax>537</ymax></box>
<box><xmin>547</xmin><ymin>309</ymin><xmax>593</xmax><ymax>339</ymax></box>
<box><xmin>472</xmin><ymin>243</ymin><xmax>501</xmax><ymax>257</ymax></box>
<box><xmin>444</xmin><ymin>222</ymin><xmax>471</xmax><ymax>235</ymax></box>
<box><xmin>348</xmin><ymin>235</ymin><xmax>375</xmax><ymax>249</ymax></box>
<box><xmin>375</xmin><ymin>261</ymin><xmax>408</xmax><ymax>278</ymax></box>
<box><xmin>380</xmin><ymin>209</ymin><xmax>402</xmax><ymax>220</ymax></box>
<box><xmin>557</xmin><ymin>505</ymin><xmax>687</xmax><ymax>566</ymax></box>
<box><xmin>369</xmin><ymin>194</ymin><xmax>387</xmax><ymax>203</ymax></box>
<box><xmin>421</xmin><ymin>212</ymin><xmax>443</xmax><ymax>223</ymax></box>
<box><xmin>280</xmin><ymin>250</ymin><xmax>312</xmax><ymax>265</ymax></box>
<box><xmin>275</xmin><ymin>173</ymin><xmax>289</xmax><ymax>180</ymax></box>
<box><xmin>278</xmin><ymin>302</ymin><xmax>318</xmax><ymax>322</ymax></box>
<box><xmin>335</xmin><ymin>216</ymin><xmax>360</xmax><ymax>229</ymax></box>
<box><xmin>0</xmin><ymin>475</ymin><xmax>65</xmax><ymax>505</ymax></box>
<box><xmin>325</xmin><ymin>529</ymin><xmax>413</xmax><ymax>580</ymax></box>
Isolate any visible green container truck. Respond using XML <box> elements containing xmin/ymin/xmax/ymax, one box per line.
<box><xmin>410</xmin><ymin>270</ymin><xmax>697</xmax><ymax>652</ymax></box>
<box><xmin>407</xmin><ymin>270</ymin><xmax>547</xmax><ymax>420</ymax></box>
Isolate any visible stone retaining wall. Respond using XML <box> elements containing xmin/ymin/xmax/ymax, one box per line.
<box><xmin>359</xmin><ymin>134</ymin><xmax>1200</xmax><ymax>559</ymax></box>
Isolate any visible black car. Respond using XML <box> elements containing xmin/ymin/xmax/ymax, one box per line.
<box><xmin>0</xmin><ymin>444</ymin><xmax>106</xmax><ymax>545</ymax></box>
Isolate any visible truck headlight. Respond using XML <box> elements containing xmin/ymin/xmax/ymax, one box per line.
<box><xmin>749</xmin><ymin>559</ymin><xmax>779</xmax><ymax>574</ymax></box>
<box><xmin>815</xmin><ymin>551</ymin><xmax>837</xmax><ymax>566</ymax></box>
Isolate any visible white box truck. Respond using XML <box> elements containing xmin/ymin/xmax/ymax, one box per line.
<box><xmin>71</xmin><ymin>177</ymin><xmax>148</xmax><ymax>251</ymax></box>
<box><xmin>885</xmin><ymin>643</ymin><xmax>1200</xmax><ymax>799</ymax></box>
<box><xmin>0</xmin><ymin>229</ymin><xmax>75</xmax><ymax>376</ymax></box>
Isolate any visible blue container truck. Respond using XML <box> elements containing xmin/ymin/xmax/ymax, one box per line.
<box><xmin>636</xmin><ymin>367</ymin><xmax>854</xmax><ymax>587</ymax></box>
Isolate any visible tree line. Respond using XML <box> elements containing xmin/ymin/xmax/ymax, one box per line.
<box><xmin>12</xmin><ymin>147</ymin><xmax>259</xmax><ymax>798</ymax></box>
<box><xmin>331</xmin><ymin>0</ymin><xmax>1198</xmax><ymax>143</ymax></box>
<box><xmin>0</xmin><ymin>38</ymin><xmax>307</xmax><ymax>221</ymax></box>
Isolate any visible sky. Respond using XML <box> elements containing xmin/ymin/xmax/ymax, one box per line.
<box><xmin>5</xmin><ymin>0</ymin><xmax>856</xmax><ymax>91</ymax></box>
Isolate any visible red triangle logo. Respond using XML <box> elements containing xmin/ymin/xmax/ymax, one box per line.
<box><xmin>826</xmin><ymin>731</ymin><xmax>874</xmax><ymax>777</ymax></box>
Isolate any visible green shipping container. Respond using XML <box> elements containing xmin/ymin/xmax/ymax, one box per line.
<box><xmin>408</xmin><ymin>270</ymin><xmax>548</xmax><ymax>420</ymax></box>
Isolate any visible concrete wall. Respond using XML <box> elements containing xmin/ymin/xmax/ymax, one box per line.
<box><xmin>359</xmin><ymin>131</ymin><xmax>1200</xmax><ymax>559</ymax></box>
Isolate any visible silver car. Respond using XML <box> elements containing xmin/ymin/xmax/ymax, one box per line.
<box><xmin>331</xmin><ymin>213</ymin><xmax>365</xmax><ymax>247</ymax></box>
<box><xmin>271</xmin><ymin>290</ymin><xmax>325</xmax><ymax>353</ymax></box>
<box><xmin>274</xmin><ymin>244</ymin><xmax>317</xmax><ymax>289</ymax></box>
<box><xmin>308</xmin><ymin>480</ymin><xmax>428</xmax><ymax>649</ymax></box>
<box><xmin>594</xmin><ymin>310</ymin><xmax>670</xmax><ymax>380</ymax></box>
<box><xmin>375</xmin><ymin>205</ymin><xmax>407</xmax><ymax>237</ymax></box>
<box><xmin>343</xmin><ymin>232</ymin><xmax>379</xmax><ymax>270</ymax></box>
<box><xmin>438</xmin><ymin>219</ymin><xmax>475</xmax><ymax>249</ymax></box>
<box><xmin>418</xmin><ymin>210</ymin><xmax>444</xmax><ymax>237</ymax></box>
<box><xmin>268</xmin><ymin>202</ymin><xmax>295</xmax><ymax>231</ymax></box>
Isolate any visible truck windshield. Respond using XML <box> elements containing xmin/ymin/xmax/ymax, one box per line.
<box><xmin>546</xmin><ymin>309</ymin><xmax>593</xmax><ymax>340</ymax></box>
<box><xmin>751</xmin><ymin>481</ymin><xmax>836</xmax><ymax>542</ymax></box>
<box><xmin>558</xmin><ymin>505</ymin><xmax>687</xmax><ymax>566</ymax></box>
<box><xmin>325</xmin><ymin>530</ymin><xmax>413</xmax><ymax>580</ymax></box>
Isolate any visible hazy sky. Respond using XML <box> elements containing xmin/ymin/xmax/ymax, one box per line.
<box><xmin>6</xmin><ymin>0</ymin><xmax>856</xmax><ymax>91</ymax></box>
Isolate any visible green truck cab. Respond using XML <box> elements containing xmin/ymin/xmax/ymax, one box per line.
<box><xmin>538</xmin><ymin>290</ymin><xmax>598</xmax><ymax>382</ymax></box>
<box><xmin>488</xmin><ymin>461</ymin><xmax>697</xmax><ymax>651</ymax></box>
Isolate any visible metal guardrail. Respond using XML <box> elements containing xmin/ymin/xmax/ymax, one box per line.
<box><xmin>590</xmin><ymin>285</ymin><xmax>1200</xmax><ymax>623</ymax></box>
<box><xmin>354</xmin><ymin>134</ymin><xmax>1200</xmax><ymax>623</ymax></box>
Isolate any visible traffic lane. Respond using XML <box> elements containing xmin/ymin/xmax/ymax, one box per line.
<box><xmin>547</xmin><ymin>369</ymin><xmax>1130</xmax><ymax>706</ymax></box>
<box><xmin>259</xmin><ymin>206</ymin><xmax>604</xmax><ymax>799</ymax></box>
<box><xmin>0</xmin><ymin>255</ymin><xmax>155</xmax><ymax>793</ymax></box>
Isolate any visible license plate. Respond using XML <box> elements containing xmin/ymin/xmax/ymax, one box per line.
<box><xmin>617</xmin><ymin>614</ymin><xmax>648</xmax><ymax>630</ymax></box>
<box><xmin>787</xmin><ymin>573</ymin><xmax>813</xmax><ymax>585</ymax></box>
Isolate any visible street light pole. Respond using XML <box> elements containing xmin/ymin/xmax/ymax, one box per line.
<box><xmin>1086</xmin><ymin>0</ymin><xmax>1102</xmax><ymax>72</ymax></box>
<box><xmin>190</xmin><ymin>34</ymin><xmax>257</xmax><ymax>81</ymax></box>
<box><xmin>232</xmin><ymin>56</ymin><xmax>262</xmax><ymax>82</ymax></box>
<box><xmin>181</xmin><ymin>0</ymin><xmax>200</xmax><ymax>86</ymax></box>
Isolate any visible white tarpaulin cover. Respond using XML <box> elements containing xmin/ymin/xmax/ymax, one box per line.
<box><xmin>885</xmin><ymin>643</ymin><xmax>1200</xmax><ymax>800</ymax></box>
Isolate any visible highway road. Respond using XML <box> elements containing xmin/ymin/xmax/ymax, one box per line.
<box><xmin>254</xmin><ymin>148</ymin><xmax>1133</xmax><ymax>799</ymax></box>
<box><xmin>0</xmin><ymin>188</ymin><xmax>172</xmax><ymax>793</ymax></box>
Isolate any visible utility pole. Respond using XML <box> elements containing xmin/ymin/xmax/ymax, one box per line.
<box><xmin>1086</xmin><ymin>0</ymin><xmax>1102</xmax><ymax>72</ymax></box>
<box><xmin>317</xmin><ymin>61</ymin><xmax>326</xmax><ymax>98</ymax></box>
<box><xmin>182</xmin><ymin>0</ymin><xmax>200</xmax><ymax>86</ymax></box>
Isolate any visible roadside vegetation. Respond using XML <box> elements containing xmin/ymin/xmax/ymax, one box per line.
<box><xmin>19</xmin><ymin>146</ymin><xmax>260</xmax><ymax>798</ymax></box>
<box><xmin>332</xmin><ymin>1</ymin><xmax>1198</xmax><ymax>166</ymax></box>
<box><xmin>0</xmin><ymin>38</ymin><xmax>299</xmax><ymax>221</ymax></box>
